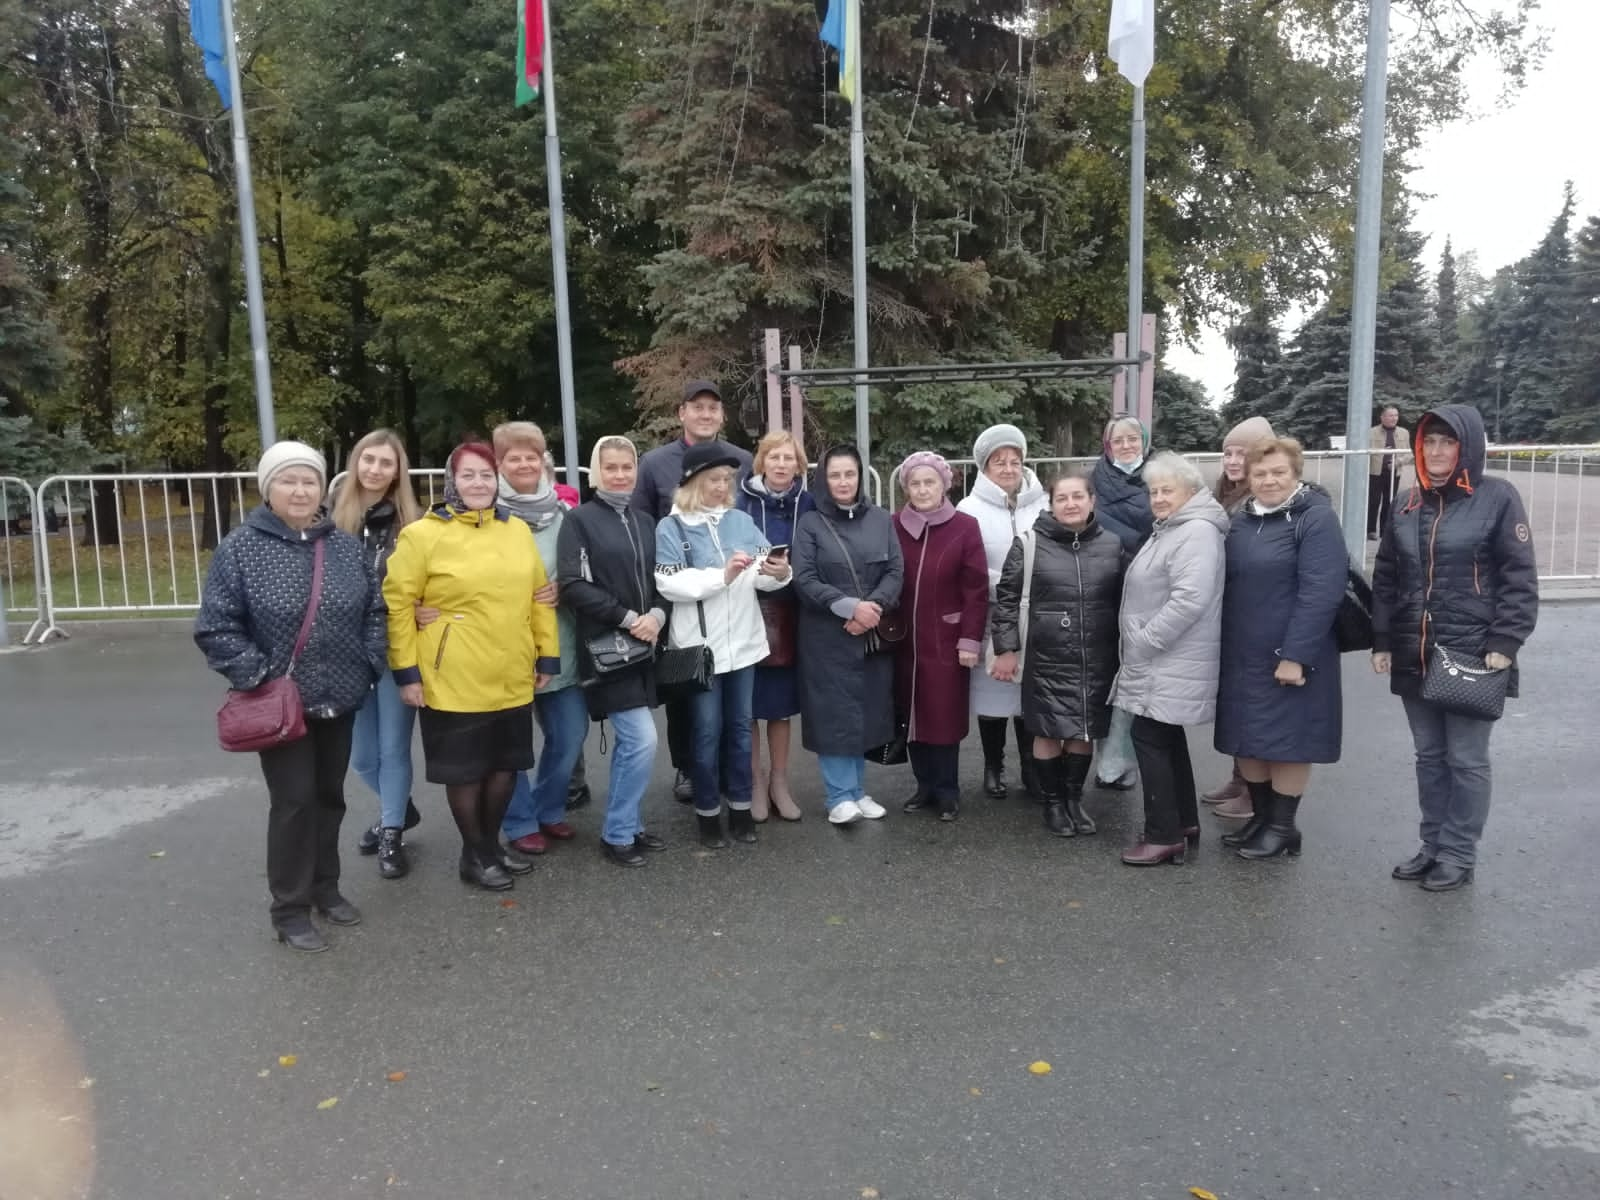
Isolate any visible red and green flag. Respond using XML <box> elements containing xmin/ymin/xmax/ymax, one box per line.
<box><xmin>516</xmin><ymin>0</ymin><xmax>544</xmax><ymax>107</ymax></box>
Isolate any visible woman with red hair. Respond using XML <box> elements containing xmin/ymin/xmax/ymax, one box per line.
<box><xmin>383</xmin><ymin>442</ymin><xmax>562</xmax><ymax>891</ymax></box>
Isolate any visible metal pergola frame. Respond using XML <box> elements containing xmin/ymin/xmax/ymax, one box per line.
<box><xmin>772</xmin><ymin>354</ymin><xmax>1149</xmax><ymax>390</ymax></box>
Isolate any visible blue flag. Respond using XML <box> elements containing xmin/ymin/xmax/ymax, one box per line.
<box><xmin>818</xmin><ymin>0</ymin><xmax>858</xmax><ymax>103</ymax></box>
<box><xmin>190</xmin><ymin>0</ymin><xmax>232</xmax><ymax>109</ymax></box>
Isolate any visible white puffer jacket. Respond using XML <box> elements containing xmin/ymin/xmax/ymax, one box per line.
<box><xmin>655</xmin><ymin>506</ymin><xmax>790</xmax><ymax>675</ymax></box>
<box><xmin>1110</xmin><ymin>489</ymin><xmax>1229</xmax><ymax>726</ymax></box>
<box><xmin>956</xmin><ymin>468</ymin><xmax>1048</xmax><ymax>718</ymax></box>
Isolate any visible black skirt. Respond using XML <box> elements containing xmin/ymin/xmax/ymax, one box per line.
<box><xmin>418</xmin><ymin>704</ymin><xmax>536</xmax><ymax>785</ymax></box>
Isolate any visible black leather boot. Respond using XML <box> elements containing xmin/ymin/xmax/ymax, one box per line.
<box><xmin>458</xmin><ymin>848</ymin><xmax>513</xmax><ymax>891</ymax></box>
<box><xmin>566</xmin><ymin>755</ymin><xmax>593</xmax><ymax>810</ymax></box>
<box><xmin>1018</xmin><ymin>751</ymin><xmax>1039</xmax><ymax>803</ymax></box>
<box><xmin>1061</xmin><ymin>752</ymin><xmax>1096</xmax><ymax>835</ymax></box>
<box><xmin>727</xmin><ymin>807</ymin><xmax>758</xmax><ymax>844</ymax></box>
<box><xmin>1038</xmin><ymin>757</ymin><xmax>1073</xmax><ymax>838</ymax></box>
<box><xmin>697</xmin><ymin>812</ymin><xmax>729</xmax><ymax>849</ymax></box>
<box><xmin>1237</xmin><ymin>791</ymin><xmax>1303</xmax><ymax>859</ymax></box>
<box><xmin>1221</xmin><ymin>780</ymin><xmax>1274</xmax><ymax>848</ymax></box>
<box><xmin>983</xmin><ymin>762</ymin><xmax>1008</xmax><ymax>799</ymax></box>
<box><xmin>359</xmin><ymin>798</ymin><xmax>420</xmax><ymax>854</ymax></box>
<box><xmin>377</xmin><ymin>827</ymin><xmax>409</xmax><ymax>879</ymax></box>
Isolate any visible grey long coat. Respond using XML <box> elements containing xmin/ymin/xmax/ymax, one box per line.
<box><xmin>1110</xmin><ymin>489</ymin><xmax>1229</xmax><ymax>726</ymax></box>
<box><xmin>792</xmin><ymin>448</ymin><xmax>905</xmax><ymax>756</ymax></box>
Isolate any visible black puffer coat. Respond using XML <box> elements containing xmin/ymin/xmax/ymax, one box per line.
<box><xmin>1372</xmin><ymin>404</ymin><xmax>1539</xmax><ymax>700</ymax></box>
<box><xmin>991</xmin><ymin>512</ymin><xmax>1125</xmax><ymax>742</ymax></box>
<box><xmin>195</xmin><ymin>506</ymin><xmax>386</xmax><ymax>718</ymax></box>
<box><xmin>557</xmin><ymin>498</ymin><xmax>661</xmax><ymax>718</ymax></box>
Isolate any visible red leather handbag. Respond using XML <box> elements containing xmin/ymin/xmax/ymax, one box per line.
<box><xmin>757</xmin><ymin>593</ymin><xmax>797</xmax><ymax>668</ymax></box>
<box><xmin>216</xmin><ymin>539</ymin><xmax>325</xmax><ymax>752</ymax></box>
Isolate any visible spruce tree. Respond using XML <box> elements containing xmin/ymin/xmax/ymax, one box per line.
<box><xmin>1499</xmin><ymin>185</ymin><xmax>1577</xmax><ymax>442</ymax></box>
<box><xmin>1436</xmin><ymin>237</ymin><xmax>1459</xmax><ymax>351</ymax></box>
<box><xmin>1554</xmin><ymin>213</ymin><xmax>1600</xmax><ymax>440</ymax></box>
<box><xmin>1221</xmin><ymin>305</ymin><xmax>1282</xmax><ymax>426</ymax></box>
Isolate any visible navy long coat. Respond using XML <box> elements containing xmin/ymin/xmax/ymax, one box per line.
<box><xmin>1213</xmin><ymin>486</ymin><xmax>1347</xmax><ymax>765</ymax></box>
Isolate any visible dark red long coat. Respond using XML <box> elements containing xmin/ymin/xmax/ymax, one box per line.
<box><xmin>893</xmin><ymin>509</ymin><xmax>990</xmax><ymax>746</ymax></box>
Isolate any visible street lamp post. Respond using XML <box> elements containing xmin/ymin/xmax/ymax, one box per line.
<box><xmin>1493</xmin><ymin>353</ymin><xmax>1507</xmax><ymax>445</ymax></box>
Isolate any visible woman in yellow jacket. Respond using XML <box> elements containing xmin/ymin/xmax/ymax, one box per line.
<box><xmin>383</xmin><ymin>442</ymin><xmax>561</xmax><ymax>891</ymax></box>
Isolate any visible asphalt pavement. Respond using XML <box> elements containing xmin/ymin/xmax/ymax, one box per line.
<box><xmin>1</xmin><ymin>616</ymin><xmax>1597</xmax><ymax>1200</ymax></box>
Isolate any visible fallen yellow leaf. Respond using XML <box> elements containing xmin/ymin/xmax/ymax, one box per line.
<box><xmin>1066</xmin><ymin>900</ymin><xmax>1083</xmax><ymax>909</ymax></box>
<box><xmin>148</xmin><ymin>851</ymin><xmax>166</xmax><ymax>859</ymax></box>
<box><xmin>316</xmin><ymin>1097</ymin><xmax>339</xmax><ymax>1110</ymax></box>
<box><xmin>386</xmin><ymin>1071</ymin><xmax>407</xmax><ymax>1083</ymax></box>
<box><xmin>969</xmin><ymin>1087</ymin><xmax>982</xmax><ymax>1097</ymax></box>
<box><xmin>993</xmin><ymin>957</ymin><xmax>1007</xmax><ymax>964</ymax></box>
<box><xmin>278</xmin><ymin>1055</ymin><xmax>298</xmax><ymax>1068</ymax></box>
<box><xmin>1188</xmin><ymin>1189</ymin><xmax>1218</xmax><ymax>1200</ymax></box>
<box><xmin>824</xmin><ymin>915</ymin><xmax>846</xmax><ymax>926</ymax></box>
<box><xmin>861</xmin><ymin>1189</ymin><xmax>881</xmax><ymax>1199</ymax></box>
<box><xmin>1028</xmin><ymin>1060</ymin><xmax>1052</xmax><ymax>1076</ymax></box>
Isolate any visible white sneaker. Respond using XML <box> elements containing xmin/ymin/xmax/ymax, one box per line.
<box><xmin>856</xmin><ymin>795</ymin><xmax>886</xmax><ymax>820</ymax></box>
<box><xmin>828</xmin><ymin>800</ymin><xmax>863</xmax><ymax>825</ymax></box>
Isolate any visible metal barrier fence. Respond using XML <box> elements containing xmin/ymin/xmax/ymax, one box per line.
<box><xmin>1</xmin><ymin>476</ymin><xmax>45</xmax><ymax>645</ymax></box>
<box><xmin>889</xmin><ymin>445</ymin><xmax>1600</xmax><ymax>580</ymax></box>
<box><xmin>8</xmin><ymin>447</ymin><xmax>1595</xmax><ymax>642</ymax></box>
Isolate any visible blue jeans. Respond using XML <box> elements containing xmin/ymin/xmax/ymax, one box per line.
<box><xmin>502</xmin><ymin>685</ymin><xmax>589</xmax><ymax>840</ymax></box>
<box><xmin>601</xmin><ymin>706</ymin><xmax>658</xmax><ymax>847</ymax></box>
<box><xmin>687</xmin><ymin>667</ymin><xmax>755</xmax><ymax>817</ymax></box>
<box><xmin>349</xmin><ymin>673</ymin><xmax>416</xmax><ymax>829</ymax></box>
<box><xmin>817</xmin><ymin>754</ymin><xmax>866</xmax><ymax>811</ymax></box>
<box><xmin>1402</xmin><ymin>694</ymin><xmax>1495</xmax><ymax>868</ymax></box>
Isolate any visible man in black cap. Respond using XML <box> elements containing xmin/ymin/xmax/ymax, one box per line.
<box><xmin>633</xmin><ymin>380</ymin><xmax>753</xmax><ymax>803</ymax></box>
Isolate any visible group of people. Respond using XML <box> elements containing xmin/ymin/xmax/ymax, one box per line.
<box><xmin>195</xmin><ymin>380</ymin><xmax>1539</xmax><ymax>954</ymax></box>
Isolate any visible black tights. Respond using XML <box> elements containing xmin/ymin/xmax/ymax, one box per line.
<box><xmin>445</xmin><ymin>771</ymin><xmax>515</xmax><ymax>860</ymax></box>
<box><xmin>978</xmin><ymin>716</ymin><xmax>1029</xmax><ymax>766</ymax></box>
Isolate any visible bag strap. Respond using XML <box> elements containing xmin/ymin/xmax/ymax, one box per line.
<box><xmin>288</xmin><ymin>537</ymin><xmax>326</xmax><ymax>674</ymax></box>
<box><xmin>669</xmin><ymin>513</ymin><xmax>709</xmax><ymax>640</ymax></box>
<box><xmin>819</xmin><ymin>516</ymin><xmax>867</xmax><ymax>597</ymax></box>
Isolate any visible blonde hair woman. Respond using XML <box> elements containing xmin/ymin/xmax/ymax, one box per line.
<box><xmin>735</xmin><ymin>430</ymin><xmax>813</xmax><ymax>821</ymax></box>
<box><xmin>657</xmin><ymin>443</ymin><xmax>792</xmax><ymax>848</ymax></box>
<box><xmin>334</xmin><ymin>429</ymin><xmax>424</xmax><ymax>879</ymax></box>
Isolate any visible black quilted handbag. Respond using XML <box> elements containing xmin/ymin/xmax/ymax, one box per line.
<box><xmin>1334</xmin><ymin>561</ymin><xmax>1375</xmax><ymax>653</ymax></box>
<box><xmin>655</xmin><ymin>600</ymin><xmax>715</xmax><ymax>702</ymax></box>
<box><xmin>1421</xmin><ymin>645</ymin><xmax>1509</xmax><ymax>721</ymax></box>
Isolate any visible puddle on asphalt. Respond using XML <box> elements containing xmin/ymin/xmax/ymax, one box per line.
<box><xmin>0</xmin><ymin>771</ymin><xmax>241</xmax><ymax>879</ymax></box>
<box><xmin>1460</xmin><ymin>967</ymin><xmax>1600</xmax><ymax>1154</ymax></box>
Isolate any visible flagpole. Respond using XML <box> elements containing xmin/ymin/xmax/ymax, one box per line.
<box><xmin>848</xmin><ymin>0</ymin><xmax>870</xmax><ymax>467</ymax></box>
<box><xmin>1341</xmin><ymin>0</ymin><xmax>1390</xmax><ymax>563</ymax></box>
<box><xmin>1123</xmin><ymin>84</ymin><xmax>1145</xmax><ymax>418</ymax></box>
<box><xmin>219</xmin><ymin>0</ymin><xmax>275</xmax><ymax>446</ymax></box>
<box><xmin>539</xmin><ymin>0</ymin><xmax>581</xmax><ymax>489</ymax></box>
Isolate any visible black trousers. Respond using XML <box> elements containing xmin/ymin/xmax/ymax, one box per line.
<box><xmin>1367</xmin><ymin>469</ymin><xmax>1397</xmax><ymax>536</ymax></box>
<box><xmin>1129</xmin><ymin>715</ymin><xmax>1198</xmax><ymax>845</ymax></box>
<box><xmin>259</xmin><ymin>713</ymin><xmax>355</xmax><ymax>925</ymax></box>
<box><xmin>665</xmin><ymin>694</ymin><xmax>694</xmax><ymax>771</ymax></box>
<box><xmin>908</xmin><ymin>741</ymin><xmax>960</xmax><ymax>802</ymax></box>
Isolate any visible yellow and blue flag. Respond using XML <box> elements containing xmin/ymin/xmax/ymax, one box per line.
<box><xmin>188</xmin><ymin>0</ymin><xmax>231</xmax><ymax>109</ymax></box>
<box><xmin>818</xmin><ymin>0</ymin><xmax>859</xmax><ymax>103</ymax></box>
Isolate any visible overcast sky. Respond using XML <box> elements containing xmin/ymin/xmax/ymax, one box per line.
<box><xmin>1166</xmin><ymin>0</ymin><xmax>1600</xmax><ymax>408</ymax></box>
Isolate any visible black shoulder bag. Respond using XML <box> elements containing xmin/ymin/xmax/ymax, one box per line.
<box><xmin>654</xmin><ymin>516</ymin><xmax>716</xmax><ymax>700</ymax></box>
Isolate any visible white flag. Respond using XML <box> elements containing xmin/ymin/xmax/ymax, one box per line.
<box><xmin>1108</xmin><ymin>0</ymin><xmax>1155</xmax><ymax>87</ymax></box>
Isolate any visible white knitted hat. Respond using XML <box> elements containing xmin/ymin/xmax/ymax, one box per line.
<box><xmin>256</xmin><ymin>440</ymin><xmax>327</xmax><ymax>494</ymax></box>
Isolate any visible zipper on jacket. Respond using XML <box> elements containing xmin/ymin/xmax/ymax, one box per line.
<box><xmin>434</xmin><ymin>625</ymin><xmax>452</xmax><ymax>670</ymax></box>
<box><xmin>1420</xmin><ymin>495</ymin><xmax>1445</xmax><ymax>674</ymax></box>
<box><xmin>905</xmin><ymin>534</ymin><xmax>931</xmax><ymax>741</ymax></box>
<box><xmin>1073</xmin><ymin>534</ymin><xmax>1090</xmax><ymax>738</ymax></box>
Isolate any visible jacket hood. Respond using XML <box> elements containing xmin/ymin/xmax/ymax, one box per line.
<box><xmin>969</xmin><ymin>466</ymin><xmax>1045</xmax><ymax>510</ymax></box>
<box><xmin>1243</xmin><ymin>481</ymin><xmax>1329</xmax><ymax>520</ymax></box>
<box><xmin>1161</xmin><ymin>488</ymin><xmax>1230</xmax><ymax>537</ymax></box>
<box><xmin>1413</xmin><ymin>403</ymin><xmax>1486</xmax><ymax>492</ymax></box>
<box><xmin>1033</xmin><ymin>510</ymin><xmax>1106</xmax><ymax>545</ymax></box>
<box><xmin>247</xmin><ymin>503</ymin><xmax>335</xmax><ymax>542</ymax></box>
<box><xmin>740</xmin><ymin>473</ymin><xmax>806</xmax><ymax>505</ymax></box>
<box><xmin>811</xmin><ymin>444</ymin><xmax>870</xmax><ymax>519</ymax></box>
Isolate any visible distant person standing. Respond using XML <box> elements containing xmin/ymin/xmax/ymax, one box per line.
<box><xmin>1367</xmin><ymin>405</ymin><xmax>1410</xmax><ymax>540</ymax></box>
<box><xmin>633</xmin><ymin>380</ymin><xmax>754</xmax><ymax>805</ymax></box>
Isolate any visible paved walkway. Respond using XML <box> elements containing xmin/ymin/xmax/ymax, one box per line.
<box><xmin>1</xmin><ymin>617</ymin><xmax>1597</xmax><ymax>1199</ymax></box>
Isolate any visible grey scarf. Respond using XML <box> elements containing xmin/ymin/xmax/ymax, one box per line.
<box><xmin>596</xmin><ymin>490</ymin><xmax>633</xmax><ymax>514</ymax></box>
<box><xmin>498</xmin><ymin>474</ymin><xmax>563</xmax><ymax>530</ymax></box>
